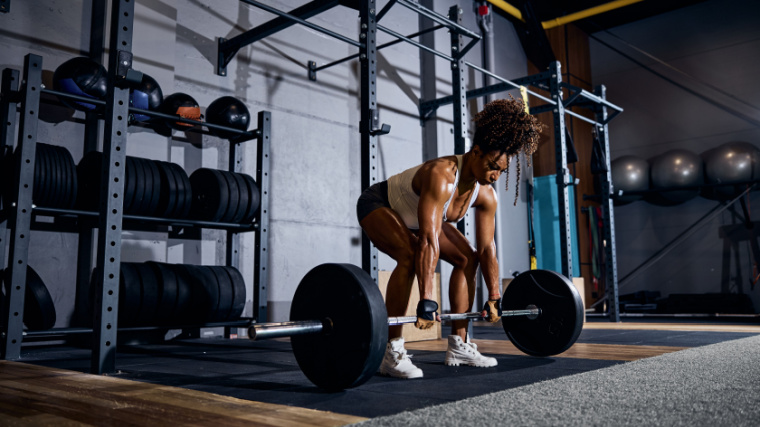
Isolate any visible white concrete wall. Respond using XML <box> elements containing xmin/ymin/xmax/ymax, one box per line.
<box><xmin>590</xmin><ymin>0</ymin><xmax>760</xmax><ymax>311</ymax></box>
<box><xmin>1</xmin><ymin>0</ymin><xmax>536</xmax><ymax>325</ymax></box>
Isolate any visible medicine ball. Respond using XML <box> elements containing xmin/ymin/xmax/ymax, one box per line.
<box><xmin>53</xmin><ymin>57</ymin><xmax>109</xmax><ymax>111</ymax></box>
<box><xmin>610</xmin><ymin>155</ymin><xmax>649</xmax><ymax>205</ymax></box>
<box><xmin>646</xmin><ymin>149</ymin><xmax>703</xmax><ymax>206</ymax></box>
<box><xmin>701</xmin><ymin>141</ymin><xmax>760</xmax><ymax>201</ymax></box>
<box><xmin>129</xmin><ymin>74</ymin><xmax>163</xmax><ymax>123</ymax></box>
<box><xmin>205</xmin><ymin>96</ymin><xmax>251</xmax><ymax>139</ymax></box>
<box><xmin>158</xmin><ymin>92</ymin><xmax>201</xmax><ymax>131</ymax></box>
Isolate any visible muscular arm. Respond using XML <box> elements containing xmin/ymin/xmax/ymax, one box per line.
<box><xmin>415</xmin><ymin>165</ymin><xmax>453</xmax><ymax>301</ymax></box>
<box><xmin>474</xmin><ymin>186</ymin><xmax>501</xmax><ymax>299</ymax></box>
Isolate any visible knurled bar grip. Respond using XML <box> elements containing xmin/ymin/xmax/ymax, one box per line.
<box><xmin>249</xmin><ymin>306</ymin><xmax>540</xmax><ymax>341</ymax></box>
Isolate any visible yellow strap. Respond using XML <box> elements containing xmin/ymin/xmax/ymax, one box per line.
<box><xmin>530</xmin><ymin>255</ymin><xmax>537</xmax><ymax>270</ymax></box>
<box><xmin>520</xmin><ymin>86</ymin><xmax>530</xmax><ymax>114</ymax></box>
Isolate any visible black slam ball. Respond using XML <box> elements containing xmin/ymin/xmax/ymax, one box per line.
<box><xmin>53</xmin><ymin>57</ymin><xmax>109</xmax><ymax>111</ymax></box>
<box><xmin>129</xmin><ymin>74</ymin><xmax>164</xmax><ymax>123</ymax></box>
<box><xmin>205</xmin><ymin>96</ymin><xmax>251</xmax><ymax>139</ymax></box>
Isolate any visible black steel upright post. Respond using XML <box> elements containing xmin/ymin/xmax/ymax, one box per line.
<box><xmin>91</xmin><ymin>0</ymin><xmax>134</xmax><ymax>374</ymax></box>
<box><xmin>75</xmin><ymin>0</ymin><xmax>107</xmax><ymax>328</ymax></box>
<box><xmin>449</xmin><ymin>6</ymin><xmax>471</xmax><ymax>240</ymax></box>
<box><xmin>0</xmin><ymin>69</ymin><xmax>20</xmax><ymax>273</ymax></box>
<box><xmin>549</xmin><ymin>61</ymin><xmax>573</xmax><ymax>279</ymax></box>
<box><xmin>254</xmin><ymin>111</ymin><xmax>271</xmax><ymax>322</ymax></box>
<box><xmin>595</xmin><ymin>85</ymin><xmax>620</xmax><ymax>321</ymax></box>
<box><xmin>1</xmin><ymin>55</ymin><xmax>41</xmax><ymax>360</ymax></box>
<box><xmin>360</xmin><ymin>0</ymin><xmax>380</xmax><ymax>283</ymax></box>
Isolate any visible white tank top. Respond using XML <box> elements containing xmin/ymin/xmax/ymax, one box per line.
<box><xmin>387</xmin><ymin>155</ymin><xmax>480</xmax><ymax>229</ymax></box>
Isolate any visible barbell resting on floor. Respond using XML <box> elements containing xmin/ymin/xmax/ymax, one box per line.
<box><xmin>250</xmin><ymin>306</ymin><xmax>541</xmax><ymax>340</ymax></box>
<box><xmin>247</xmin><ymin>263</ymin><xmax>585</xmax><ymax>391</ymax></box>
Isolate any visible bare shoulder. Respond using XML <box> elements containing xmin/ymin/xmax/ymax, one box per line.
<box><xmin>413</xmin><ymin>156</ymin><xmax>457</xmax><ymax>197</ymax></box>
<box><xmin>474</xmin><ymin>183</ymin><xmax>498</xmax><ymax>211</ymax></box>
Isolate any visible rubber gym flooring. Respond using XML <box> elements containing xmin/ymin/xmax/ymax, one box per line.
<box><xmin>2</xmin><ymin>319</ymin><xmax>759</xmax><ymax>425</ymax></box>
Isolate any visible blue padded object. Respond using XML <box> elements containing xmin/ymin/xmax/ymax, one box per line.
<box><xmin>532</xmin><ymin>174</ymin><xmax>581</xmax><ymax>276</ymax></box>
<box><xmin>130</xmin><ymin>90</ymin><xmax>150</xmax><ymax>121</ymax></box>
<box><xmin>57</xmin><ymin>78</ymin><xmax>97</xmax><ymax>110</ymax></box>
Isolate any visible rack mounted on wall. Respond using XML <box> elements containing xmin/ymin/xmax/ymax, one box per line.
<box><xmin>0</xmin><ymin>0</ymin><xmax>271</xmax><ymax>374</ymax></box>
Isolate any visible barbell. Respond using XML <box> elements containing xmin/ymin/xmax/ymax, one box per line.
<box><xmin>248</xmin><ymin>263</ymin><xmax>584</xmax><ymax>391</ymax></box>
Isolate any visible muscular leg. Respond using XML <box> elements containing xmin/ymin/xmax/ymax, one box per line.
<box><xmin>439</xmin><ymin>223</ymin><xmax>479</xmax><ymax>340</ymax></box>
<box><xmin>360</xmin><ymin>207</ymin><xmax>418</xmax><ymax>340</ymax></box>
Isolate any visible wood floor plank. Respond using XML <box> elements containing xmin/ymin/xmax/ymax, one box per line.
<box><xmin>0</xmin><ymin>361</ymin><xmax>366</xmax><ymax>427</ymax></box>
<box><xmin>406</xmin><ymin>339</ymin><xmax>688</xmax><ymax>361</ymax></box>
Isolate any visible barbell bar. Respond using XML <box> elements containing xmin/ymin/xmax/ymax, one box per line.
<box><xmin>250</xmin><ymin>306</ymin><xmax>541</xmax><ymax>340</ymax></box>
<box><xmin>246</xmin><ymin>263</ymin><xmax>584</xmax><ymax>391</ymax></box>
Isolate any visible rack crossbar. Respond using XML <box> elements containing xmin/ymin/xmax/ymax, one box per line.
<box><xmin>562</xmin><ymin>82</ymin><xmax>623</xmax><ymax>112</ymax></box>
<box><xmin>226</xmin><ymin>0</ymin><xmax>341</xmax><ymax>50</ymax></box>
<box><xmin>464</xmin><ymin>61</ymin><xmax>556</xmax><ymax>104</ymax></box>
<box><xmin>396</xmin><ymin>0</ymin><xmax>481</xmax><ymax>40</ymax></box>
<box><xmin>378</xmin><ymin>24</ymin><xmax>454</xmax><ymax>63</ymax></box>
<box><xmin>315</xmin><ymin>24</ymin><xmax>444</xmax><ymax>73</ymax></box>
<box><xmin>240</xmin><ymin>0</ymin><xmax>362</xmax><ymax>48</ymax></box>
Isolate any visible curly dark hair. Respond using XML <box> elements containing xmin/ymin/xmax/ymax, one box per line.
<box><xmin>472</xmin><ymin>97</ymin><xmax>544</xmax><ymax>205</ymax></box>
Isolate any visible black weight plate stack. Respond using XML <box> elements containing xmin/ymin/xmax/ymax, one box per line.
<box><xmin>290</xmin><ymin>263</ymin><xmax>388</xmax><ymax>391</ymax></box>
<box><xmin>52</xmin><ymin>145</ymin><xmax>78</xmax><ymax>209</ymax></box>
<box><xmin>208</xmin><ymin>266</ymin><xmax>234</xmax><ymax>322</ymax></box>
<box><xmin>171</xmin><ymin>263</ymin><xmax>195</xmax><ymax>324</ymax></box>
<box><xmin>76</xmin><ymin>151</ymin><xmax>103</xmax><ymax>211</ymax></box>
<box><xmin>143</xmin><ymin>159</ymin><xmax>161</xmax><ymax>216</ymax></box>
<box><xmin>218</xmin><ymin>171</ymin><xmax>240</xmax><ymax>223</ymax></box>
<box><xmin>2</xmin><ymin>267</ymin><xmax>57</xmax><ymax>330</ymax></box>
<box><xmin>47</xmin><ymin>144</ymin><xmax>63</xmax><ymax>208</ymax></box>
<box><xmin>124</xmin><ymin>156</ymin><xmax>137</xmax><ymax>213</ymax></box>
<box><xmin>130</xmin><ymin>157</ymin><xmax>149</xmax><ymax>215</ymax></box>
<box><xmin>189</xmin><ymin>168</ymin><xmax>228</xmax><ymax>222</ymax></box>
<box><xmin>224</xmin><ymin>266</ymin><xmax>246</xmax><ymax>320</ymax></box>
<box><xmin>155</xmin><ymin>161</ymin><xmax>179</xmax><ymax>218</ymax></box>
<box><xmin>35</xmin><ymin>144</ymin><xmax>54</xmax><ymax>207</ymax></box>
<box><xmin>23</xmin><ymin>266</ymin><xmax>57</xmax><ymax>330</ymax></box>
<box><xmin>119</xmin><ymin>263</ymin><xmax>143</xmax><ymax>327</ymax></box>
<box><xmin>501</xmin><ymin>269</ymin><xmax>584</xmax><ymax>357</ymax></box>
<box><xmin>183</xmin><ymin>265</ymin><xmax>219</xmax><ymax>323</ymax></box>
<box><xmin>30</xmin><ymin>144</ymin><xmax>48</xmax><ymax>206</ymax></box>
<box><xmin>169</xmin><ymin>163</ymin><xmax>192</xmax><ymax>219</ymax></box>
<box><xmin>133</xmin><ymin>263</ymin><xmax>160</xmax><ymax>326</ymax></box>
<box><xmin>229</xmin><ymin>172</ymin><xmax>249</xmax><ymax>224</ymax></box>
<box><xmin>147</xmin><ymin>261</ymin><xmax>178</xmax><ymax>325</ymax></box>
<box><xmin>240</xmin><ymin>173</ymin><xmax>260</xmax><ymax>223</ymax></box>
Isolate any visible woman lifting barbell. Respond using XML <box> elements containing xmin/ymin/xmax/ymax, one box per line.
<box><xmin>356</xmin><ymin>98</ymin><xmax>544</xmax><ymax>379</ymax></box>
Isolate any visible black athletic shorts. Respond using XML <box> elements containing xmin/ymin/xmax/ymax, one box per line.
<box><xmin>356</xmin><ymin>180</ymin><xmax>390</xmax><ymax>223</ymax></box>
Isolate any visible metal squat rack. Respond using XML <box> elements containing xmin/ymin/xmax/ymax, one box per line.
<box><xmin>215</xmin><ymin>0</ymin><xmax>624</xmax><ymax>320</ymax></box>
<box><xmin>0</xmin><ymin>0</ymin><xmax>271</xmax><ymax>374</ymax></box>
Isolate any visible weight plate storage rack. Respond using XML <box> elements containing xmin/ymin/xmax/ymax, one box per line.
<box><xmin>0</xmin><ymin>0</ymin><xmax>271</xmax><ymax>374</ymax></box>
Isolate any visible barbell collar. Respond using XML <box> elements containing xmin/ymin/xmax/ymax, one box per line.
<box><xmin>249</xmin><ymin>320</ymin><xmax>325</xmax><ymax>341</ymax></box>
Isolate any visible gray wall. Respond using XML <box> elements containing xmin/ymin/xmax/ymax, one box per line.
<box><xmin>1</xmin><ymin>0</ymin><xmax>534</xmax><ymax>326</ymax></box>
<box><xmin>590</xmin><ymin>0</ymin><xmax>760</xmax><ymax>311</ymax></box>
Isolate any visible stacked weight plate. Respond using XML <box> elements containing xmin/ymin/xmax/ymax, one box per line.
<box><xmin>76</xmin><ymin>152</ymin><xmax>192</xmax><ymax>218</ymax></box>
<box><xmin>89</xmin><ymin>262</ymin><xmax>246</xmax><ymax>327</ymax></box>
<box><xmin>189</xmin><ymin>168</ymin><xmax>260</xmax><ymax>223</ymax></box>
<box><xmin>1</xmin><ymin>143</ymin><xmax>78</xmax><ymax>209</ymax></box>
<box><xmin>1</xmin><ymin>266</ymin><xmax>57</xmax><ymax>331</ymax></box>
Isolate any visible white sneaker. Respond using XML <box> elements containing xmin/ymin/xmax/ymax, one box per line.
<box><xmin>445</xmin><ymin>335</ymin><xmax>497</xmax><ymax>368</ymax></box>
<box><xmin>379</xmin><ymin>337</ymin><xmax>423</xmax><ymax>379</ymax></box>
